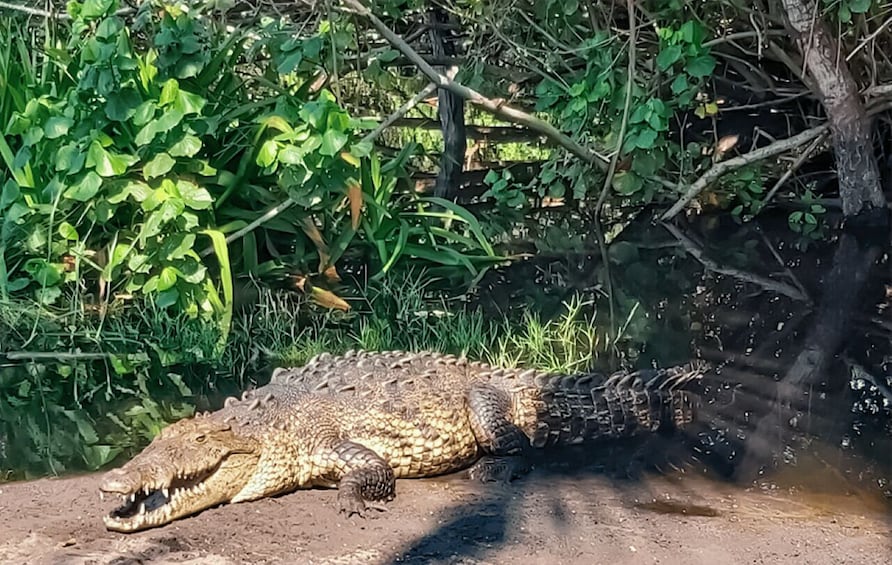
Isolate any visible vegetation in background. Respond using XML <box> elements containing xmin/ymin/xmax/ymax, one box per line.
<box><xmin>0</xmin><ymin>0</ymin><xmax>500</xmax><ymax>323</ymax></box>
<box><xmin>1</xmin><ymin>0</ymin><xmax>891</xmax><ymax>488</ymax></box>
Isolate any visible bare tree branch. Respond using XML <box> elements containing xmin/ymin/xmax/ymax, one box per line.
<box><xmin>660</xmin><ymin>124</ymin><xmax>830</xmax><ymax>221</ymax></box>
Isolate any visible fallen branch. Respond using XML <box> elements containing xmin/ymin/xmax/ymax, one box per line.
<box><xmin>660</xmin><ymin>123</ymin><xmax>829</xmax><ymax>221</ymax></box>
<box><xmin>339</xmin><ymin>0</ymin><xmax>609</xmax><ymax>171</ymax></box>
<box><xmin>200</xmin><ymin>82</ymin><xmax>438</xmax><ymax>257</ymax></box>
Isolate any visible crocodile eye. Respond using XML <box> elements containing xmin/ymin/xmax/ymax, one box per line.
<box><xmin>195</xmin><ymin>434</ymin><xmax>206</xmax><ymax>443</ymax></box>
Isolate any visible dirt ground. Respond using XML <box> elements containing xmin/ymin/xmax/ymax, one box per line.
<box><xmin>1</xmin><ymin>454</ymin><xmax>889</xmax><ymax>565</ymax></box>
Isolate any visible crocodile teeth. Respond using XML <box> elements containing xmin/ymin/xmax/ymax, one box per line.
<box><xmin>162</xmin><ymin>488</ymin><xmax>169</xmax><ymax>499</ymax></box>
<box><xmin>129</xmin><ymin>493</ymin><xmax>136</xmax><ymax>503</ymax></box>
<box><xmin>139</xmin><ymin>503</ymin><xmax>146</xmax><ymax>515</ymax></box>
<box><xmin>99</xmin><ymin>491</ymin><xmax>105</xmax><ymax>502</ymax></box>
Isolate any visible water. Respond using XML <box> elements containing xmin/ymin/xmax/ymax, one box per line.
<box><xmin>1</xmin><ymin>212</ymin><xmax>890</xmax><ymax>513</ymax></box>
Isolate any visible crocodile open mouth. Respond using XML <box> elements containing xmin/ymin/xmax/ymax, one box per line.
<box><xmin>102</xmin><ymin>469</ymin><xmax>215</xmax><ymax>532</ymax></box>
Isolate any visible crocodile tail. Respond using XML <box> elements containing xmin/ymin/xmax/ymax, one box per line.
<box><xmin>524</xmin><ymin>361</ymin><xmax>709</xmax><ymax>448</ymax></box>
<box><xmin>597</xmin><ymin>361</ymin><xmax>708</xmax><ymax>437</ymax></box>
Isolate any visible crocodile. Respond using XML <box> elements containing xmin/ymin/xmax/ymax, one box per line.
<box><xmin>99</xmin><ymin>349</ymin><xmax>708</xmax><ymax>532</ymax></box>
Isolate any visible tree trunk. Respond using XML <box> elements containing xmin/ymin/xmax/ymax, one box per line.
<box><xmin>428</xmin><ymin>5</ymin><xmax>467</xmax><ymax>200</ymax></box>
<box><xmin>780</xmin><ymin>0</ymin><xmax>888</xmax><ymax>225</ymax></box>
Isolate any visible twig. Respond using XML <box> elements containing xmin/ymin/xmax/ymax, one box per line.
<box><xmin>0</xmin><ymin>1</ymin><xmax>133</xmax><ymax>19</ymax></box>
<box><xmin>661</xmin><ymin>222</ymin><xmax>811</xmax><ymax>303</ymax></box>
<box><xmin>595</xmin><ymin>0</ymin><xmax>637</xmax><ymax>351</ymax></box>
<box><xmin>846</xmin><ymin>16</ymin><xmax>892</xmax><ymax>61</ymax></box>
<box><xmin>4</xmin><ymin>351</ymin><xmax>111</xmax><ymax>361</ymax></box>
<box><xmin>703</xmin><ymin>30</ymin><xmax>788</xmax><ymax>48</ymax></box>
<box><xmin>596</xmin><ymin>0</ymin><xmax>636</xmax><ymax>219</ymax></box>
<box><xmin>339</xmin><ymin>0</ymin><xmax>609</xmax><ymax>171</ymax></box>
<box><xmin>761</xmin><ymin>129</ymin><xmax>829</xmax><ymax>208</ymax></box>
<box><xmin>200</xmin><ymin>82</ymin><xmax>438</xmax><ymax>257</ymax></box>
<box><xmin>660</xmin><ymin>124</ymin><xmax>830</xmax><ymax>221</ymax></box>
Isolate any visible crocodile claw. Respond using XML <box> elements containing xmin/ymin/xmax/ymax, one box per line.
<box><xmin>337</xmin><ymin>491</ymin><xmax>368</xmax><ymax>517</ymax></box>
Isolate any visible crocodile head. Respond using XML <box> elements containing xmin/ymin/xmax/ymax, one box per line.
<box><xmin>100</xmin><ymin>416</ymin><xmax>261</xmax><ymax>532</ymax></box>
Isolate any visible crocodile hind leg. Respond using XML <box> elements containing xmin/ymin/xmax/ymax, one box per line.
<box><xmin>327</xmin><ymin>441</ymin><xmax>396</xmax><ymax>517</ymax></box>
<box><xmin>465</xmin><ymin>384</ymin><xmax>533</xmax><ymax>482</ymax></box>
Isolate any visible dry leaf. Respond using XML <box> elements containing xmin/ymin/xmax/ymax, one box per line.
<box><xmin>310</xmin><ymin>286</ymin><xmax>351</xmax><ymax>311</ymax></box>
<box><xmin>300</xmin><ymin>217</ymin><xmax>331</xmax><ymax>271</ymax></box>
<box><xmin>322</xmin><ymin>265</ymin><xmax>342</xmax><ymax>283</ymax></box>
<box><xmin>347</xmin><ymin>180</ymin><xmax>363</xmax><ymax>230</ymax></box>
<box><xmin>714</xmin><ymin>134</ymin><xmax>740</xmax><ymax>161</ymax></box>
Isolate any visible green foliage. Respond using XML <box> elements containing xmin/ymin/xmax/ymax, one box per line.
<box><xmin>823</xmin><ymin>0</ymin><xmax>873</xmax><ymax>23</ymax></box>
<box><xmin>788</xmin><ymin>190</ymin><xmax>827</xmax><ymax>236</ymax></box>
<box><xmin>482</xmin><ymin>168</ymin><xmax>526</xmax><ymax>208</ymax></box>
<box><xmin>521</xmin><ymin>16</ymin><xmax>718</xmax><ymax>204</ymax></box>
<box><xmin>726</xmin><ymin>166</ymin><xmax>767</xmax><ymax>220</ymax></box>
<box><xmin>0</xmin><ymin>0</ymin><xmax>497</xmax><ymax>322</ymax></box>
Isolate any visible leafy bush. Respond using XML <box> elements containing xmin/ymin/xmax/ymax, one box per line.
<box><xmin>0</xmin><ymin>0</ymin><xmax>499</xmax><ymax>323</ymax></box>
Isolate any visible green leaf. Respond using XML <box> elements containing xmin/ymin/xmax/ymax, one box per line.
<box><xmin>105</xmin><ymin>87</ymin><xmax>142</xmax><ymax>122</ymax></box>
<box><xmin>87</xmin><ymin>141</ymin><xmax>136</xmax><ymax>177</ymax></box>
<box><xmin>54</xmin><ymin>143</ymin><xmax>83</xmax><ymax>174</ymax></box>
<box><xmin>257</xmin><ymin>139</ymin><xmax>278</xmax><ymax>167</ymax></box>
<box><xmin>44</xmin><ymin>117</ymin><xmax>72</xmax><ymax>139</ymax></box>
<box><xmin>160</xmin><ymin>79</ymin><xmax>180</xmax><ymax>107</ymax></box>
<box><xmin>1</xmin><ymin>179</ymin><xmax>20</xmax><ymax>208</ymax></box>
<box><xmin>634</xmin><ymin>128</ymin><xmax>658</xmax><ymax>149</ymax></box>
<box><xmin>278</xmin><ymin>145</ymin><xmax>303</xmax><ymax>165</ymax></box>
<box><xmin>133</xmin><ymin>101</ymin><xmax>157</xmax><ymax>127</ymax></box>
<box><xmin>80</xmin><ymin>0</ymin><xmax>114</xmax><ymax>18</ymax></box>
<box><xmin>144</xmin><ymin>153</ymin><xmax>175</xmax><ymax>179</ymax></box>
<box><xmin>176</xmin><ymin>90</ymin><xmax>206</xmax><ymax>115</ymax></box>
<box><xmin>320</xmin><ymin>129</ymin><xmax>348</xmax><ymax>156</ymax></box>
<box><xmin>64</xmin><ymin>172</ymin><xmax>102</xmax><ymax>201</ymax></box>
<box><xmin>612</xmin><ymin>171</ymin><xmax>643</xmax><ymax>195</ymax></box>
<box><xmin>135</xmin><ymin>109</ymin><xmax>184</xmax><ymax>146</ymax></box>
<box><xmin>158</xmin><ymin>266</ymin><xmax>178</xmax><ymax>291</ymax></box>
<box><xmin>629</xmin><ymin>105</ymin><xmax>650</xmax><ymax>125</ymax></box>
<box><xmin>58</xmin><ymin>222</ymin><xmax>79</xmax><ymax>240</ymax></box>
<box><xmin>670</xmin><ymin>74</ymin><xmax>689</xmax><ymax>95</ymax></box>
<box><xmin>685</xmin><ymin>55</ymin><xmax>716</xmax><ymax>78</ymax></box>
<box><xmin>849</xmin><ymin>0</ymin><xmax>871</xmax><ymax>13</ymax></box>
<box><xmin>789</xmin><ymin>211</ymin><xmax>804</xmax><ymax>223</ymax></box>
<box><xmin>176</xmin><ymin>179</ymin><xmax>213</xmax><ymax>210</ymax></box>
<box><xmin>24</xmin><ymin>259</ymin><xmax>62</xmax><ymax>286</ymax></box>
<box><xmin>350</xmin><ymin>140</ymin><xmax>374</xmax><ymax>158</ymax></box>
<box><xmin>168</xmin><ymin>134</ymin><xmax>202</xmax><ymax>158</ymax></box>
<box><xmin>162</xmin><ymin>233</ymin><xmax>196</xmax><ymax>260</ymax></box>
<box><xmin>656</xmin><ymin>45</ymin><xmax>682</xmax><ymax>70</ymax></box>
<box><xmin>155</xmin><ymin>288</ymin><xmax>179</xmax><ymax>308</ymax></box>
<box><xmin>632</xmin><ymin>153</ymin><xmax>659</xmax><ymax>176</ymax></box>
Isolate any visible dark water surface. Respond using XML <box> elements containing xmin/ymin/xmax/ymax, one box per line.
<box><xmin>1</xmin><ymin>213</ymin><xmax>890</xmax><ymax>516</ymax></box>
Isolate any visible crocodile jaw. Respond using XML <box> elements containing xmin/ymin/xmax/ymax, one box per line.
<box><xmin>100</xmin><ymin>419</ymin><xmax>261</xmax><ymax>532</ymax></box>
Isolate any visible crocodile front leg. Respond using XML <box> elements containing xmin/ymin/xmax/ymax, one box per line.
<box><xmin>324</xmin><ymin>440</ymin><xmax>396</xmax><ymax>516</ymax></box>
<box><xmin>466</xmin><ymin>384</ymin><xmax>532</xmax><ymax>482</ymax></box>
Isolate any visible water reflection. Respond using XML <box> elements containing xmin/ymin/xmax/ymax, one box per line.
<box><xmin>1</xmin><ymin>213</ymin><xmax>890</xmax><ymax>513</ymax></box>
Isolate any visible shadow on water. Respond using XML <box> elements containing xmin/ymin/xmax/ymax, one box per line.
<box><xmin>390</xmin><ymin>213</ymin><xmax>892</xmax><ymax>563</ymax></box>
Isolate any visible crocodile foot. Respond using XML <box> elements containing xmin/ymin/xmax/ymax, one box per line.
<box><xmin>337</xmin><ymin>491</ymin><xmax>389</xmax><ymax>518</ymax></box>
<box><xmin>467</xmin><ymin>456</ymin><xmax>531</xmax><ymax>483</ymax></box>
